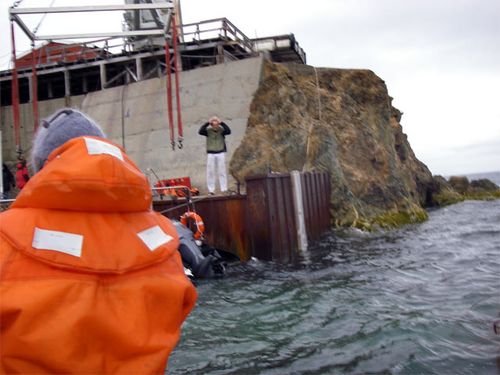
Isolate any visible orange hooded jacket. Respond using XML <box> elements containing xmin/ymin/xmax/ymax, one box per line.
<box><xmin>0</xmin><ymin>136</ymin><xmax>197</xmax><ymax>374</ymax></box>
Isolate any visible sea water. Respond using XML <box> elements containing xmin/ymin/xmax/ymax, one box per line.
<box><xmin>169</xmin><ymin>184</ymin><xmax>500</xmax><ymax>374</ymax></box>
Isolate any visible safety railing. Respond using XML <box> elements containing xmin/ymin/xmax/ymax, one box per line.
<box><xmin>181</xmin><ymin>18</ymin><xmax>255</xmax><ymax>53</ymax></box>
<box><xmin>252</xmin><ymin>34</ymin><xmax>306</xmax><ymax>64</ymax></box>
<box><xmin>0</xmin><ymin>198</ymin><xmax>15</xmax><ymax>212</ymax></box>
<box><xmin>15</xmin><ymin>42</ymin><xmax>109</xmax><ymax>71</ymax></box>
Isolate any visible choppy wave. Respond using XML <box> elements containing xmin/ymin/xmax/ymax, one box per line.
<box><xmin>169</xmin><ymin>200</ymin><xmax>500</xmax><ymax>375</ymax></box>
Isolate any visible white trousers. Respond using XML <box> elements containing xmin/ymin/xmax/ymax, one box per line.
<box><xmin>206</xmin><ymin>153</ymin><xmax>227</xmax><ymax>193</ymax></box>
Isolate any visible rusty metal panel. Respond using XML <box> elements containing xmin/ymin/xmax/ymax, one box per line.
<box><xmin>246</xmin><ymin>173</ymin><xmax>298</xmax><ymax>261</ymax></box>
<box><xmin>307</xmin><ymin>173</ymin><xmax>316</xmax><ymax>239</ymax></box>
<box><xmin>268</xmin><ymin>175</ymin><xmax>297</xmax><ymax>261</ymax></box>
<box><xmin>154</xmin><ymin>171</ymin><xmax>331</xmax><ymax>263</ymax></box>
<box><xmin>245</xmin><ymin>176</ymin><xmax>273</xmax><ymax>260</ymax></box>
<box><xmin>301</xmin><ymin>172</ymin><xmax>331</xmax><ymax>241</ymax></box>
<box><xmin>316</xmin><ymin>173</ymin><xmax>326</xmax><ymax>233</ymax></box>
<box><xmin>300</xmin><ymin>173</ymin><xmax>310</xmax><ymax>237</ymax></box>
<box><xmin>301</xmin><ymin>173</ymin><xmax>315</xmax><ymax>239</ymax></box>
<box><xmin>322</xmin><ymin>172</ymin><xmax>332</xmax><ymax>229</ymax></box>
<box><xmin>312</xmin><ymin>172</ymin><xmax>322</xmax><ymax>239</ymax></box>
<box><xmin>317</xmin><ymin>172</ymin><xmax>331</xmax><ymax>236</ymax></box>
<box><xmin>154</xmin><ymin>195</ymin><xmax>249</xmax><ymax>260</ymax></box>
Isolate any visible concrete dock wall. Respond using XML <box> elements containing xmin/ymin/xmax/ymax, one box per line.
<box><xmin>0</xmin><ymin>96</ymin><xmax>85</xmax><ymax>162</ymax></box>
<box><xmin>82</xmin><ymin>56</ymin><xmax>263</xmax><ymax>191</ymax></box>
<box><xmin>1</xmin><ymin>56</ymin><xmax>263</xmax><ymax>192</ymax></box>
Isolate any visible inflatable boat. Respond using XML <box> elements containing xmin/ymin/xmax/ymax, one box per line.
<box><xmin>173</xmin><ymin>220</ymin><xmax>226</xmax><ymax>279</ymax></box>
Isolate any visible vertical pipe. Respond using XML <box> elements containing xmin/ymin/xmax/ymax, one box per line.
<box><xmin>64</xmin><ymin>69</ymin><xmax>71</xmax><ymax>106</ymax></box>
<box><xmin>99</xmin><ymin>63</ymin><xmax>107</xmax><ymax>90</ymax></box>
<box><xmin>136</xmin><ymin>57</ymin><xmax>143</xmax><ymax>81</ymax></box>
<box><xmin>82</xmin><ymin>75</ymin><xmax>88</xmax><ymax>93</ymax></box>
<box><xmin>120</xmin><ymin>85</ymin><xmax>126</xmax><ymax>150</ymax></box>
<box><xmin>173</xmin><ymin>0</ymin><xmax>184</xmax><ymax>43</ymax></box>
<box><xmin>291</xmin><ymin>171</ymin><xmax>308</xmax><ymax>252</ymax></box>
<box><xmin>171</xmin><ymin>16</ymin><xmax>183</xmax><ymax>145</ymax></box>
<box><xmin>10</xmin><ymin>21</ymin><xmax>21</xmax><ymax>152</ymax></box>
<box><xmin>164</xmin><ymin>40</ymin><xmax>175</xmax><ymax>150</ymax></box>
<box><xmin>31</xmin><ymin>44</ymin><xmax>39</xmax><ymax>131</ymax></box>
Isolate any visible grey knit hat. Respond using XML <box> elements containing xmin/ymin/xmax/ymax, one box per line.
<box><xmin>31</xmin><ymin>108</ymin><xmax>105</xmax><ymax>172</ymax></box>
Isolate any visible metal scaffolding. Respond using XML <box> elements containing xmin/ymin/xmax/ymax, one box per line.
<box><xmin>8</xmin><ymin>1</ymin><xmax>184</xmax><ymax>152</ymax></box>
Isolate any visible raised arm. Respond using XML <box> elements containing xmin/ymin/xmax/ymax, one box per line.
<box><xmin>220</xmin><ymin>122</ymin><xmax>231</xmax><ymax>136</ymax></box>
<box><xmin>198</xmin><ymin>122</ymin><xmax>209</xmax><ymax>136</ymax></box>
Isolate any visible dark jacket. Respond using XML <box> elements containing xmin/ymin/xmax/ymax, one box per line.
<box><xmin>2</xmin><ymin>164</ymin><xmax>15</xmax><ymax>193</ymax></box>
<box><xmin>198</xmin><ymin>122</ymin><xmax>231</xmax><ymax>153</ymax></box>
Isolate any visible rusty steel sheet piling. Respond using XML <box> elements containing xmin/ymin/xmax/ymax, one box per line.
<box><xmin>245</xmin><ymin>173</ymin><xmax>298</xmax><ymax>262</ymax></box>
<box><xmin>153</xmin><ymin>171</ymin><xmax>331</xmax><ymax>262</ymax></box>
<box><xmin>301</xmin><ymin>172</ymin><xmax>331</xmax><ymax>241</ymax></box>
<box><xmin>154</xmin><ymin>194</ymin><xmax>249</xmax><ymax>261</ymax></box>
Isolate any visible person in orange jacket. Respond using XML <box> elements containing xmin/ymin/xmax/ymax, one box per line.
<box><xmin>0</xmin><ymin>108</ymin><xmax>197</xmax><ymax>374</ymax></box>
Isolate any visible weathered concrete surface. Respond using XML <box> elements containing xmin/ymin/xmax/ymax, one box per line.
<box><xmin>0</xmin><ymin>96</ymin><xmax>85</xmax><ymax>164</ymax></box>
<box><xmin>81</xmin><ymin>56</ymin><xmax>263</xmax><ymax>191</ymax></box>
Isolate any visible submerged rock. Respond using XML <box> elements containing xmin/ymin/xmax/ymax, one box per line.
<box><xmin>230</xmin><ymin>61</ymin><xmax>434</xmax><ymax>228</ymax></box>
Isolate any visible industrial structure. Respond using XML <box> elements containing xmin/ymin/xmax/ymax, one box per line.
<box><xmin>0</xmin><ymin>2</ymin><xmax>332</xmax><ymax>262</ymax></box>
<box><xmin>1</xmin><ymin>0</ymin><xmax>306</xmax><ymax>160</ymax></box>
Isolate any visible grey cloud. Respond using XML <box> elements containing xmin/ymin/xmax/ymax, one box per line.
<box><xmin>293</xmin><ymin>0</ymin><xmax>500</xmax><ymax>72</ymax></box>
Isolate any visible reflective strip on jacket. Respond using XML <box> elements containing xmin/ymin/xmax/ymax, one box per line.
<box><xmin>0</xmin><ymin>136</ymin><xmax>197</xmax><ymax>374</ymax></box>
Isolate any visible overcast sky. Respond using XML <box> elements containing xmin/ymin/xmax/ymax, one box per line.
<box><xmin>1</xmin><ymin>0</ymin><xmax>499</xmax><ymax>175</ymax></box>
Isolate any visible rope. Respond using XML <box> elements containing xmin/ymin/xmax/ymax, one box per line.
<box><xmin>120</xmin><ymin>83</ymin><xmax>128</xmax><ymax>150</ymax></box>
<box><xmin>313</xmin><ymin>66</ymin><xmax>322</xmax><ymax>121</ymax></box>
<box><xmin>33</xmin><ymin>0</ymin><xmax>57</xmax><ymax>35</ymax></box>
<box><xmin>303</xmin><ymin>66</ymin><xmax>322</xmax><ymax>171</ymax></box>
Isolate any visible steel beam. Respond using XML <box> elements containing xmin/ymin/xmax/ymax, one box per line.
<box><xmin>0</xmin><ymin>39</ymin><xmax>256</xmax><ymax>83</ymax></box>
<box><xmin>9</xmin><ymin>4</ymin><xmax>173</xmax><ymax>42</ymax></box>
<box><xmin>35</xmin><ymin>30</ymin><xmax>165</xmax><ymax>41</ymax></box>
<box><xmin>11</xmin><ymin>14</ymin><xmax>34</xmax><ymax>41</ymax></box>
<box><xmin>10</xmin><ymin>21</ymin><xmax>21</xmax><ymax>151</ymax></box>
<box><xmin>31</xmin><ymin>44</ymin><xmax>39</xmax><ymax>131</ymax></box>
<box><xmin>10</xmin><ymin>4</ymin><xmax>173</xmax><ymax>15</ymax></box>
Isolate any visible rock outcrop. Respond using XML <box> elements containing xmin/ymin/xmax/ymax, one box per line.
<box><xmin>430</xmin><ymin>175</ymin><xmax>500</xmax><ymax>206</ymax></box>
<box><xmin>230</xmin><ymin>61</ymin><xmax>434</xmax><ymax>228</ymax></box>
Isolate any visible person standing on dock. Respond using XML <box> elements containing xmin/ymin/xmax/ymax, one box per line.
<box><xmin>0</xmin><ymin>108</ymin><xmax>197</xmax><ymax>374</ymax></box>
<box><xmin>198</xmin><ymin>116</ymin><xmax>231</xmax><ymax>195</ymax></box>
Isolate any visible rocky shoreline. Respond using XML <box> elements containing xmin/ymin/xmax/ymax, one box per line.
<box><xmin>229</xmin><ymin>61</ymin><xmax>499</xmax><ymax>229</ymax></box>
<box><xmin>428</xmin><ymin>175</ymin><xmax>500</xmax><ymax>208</ymax></box>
